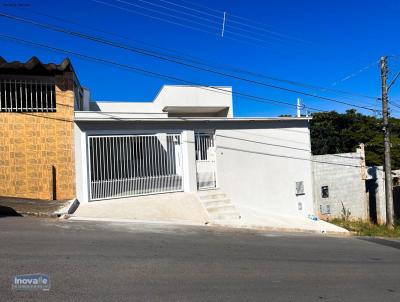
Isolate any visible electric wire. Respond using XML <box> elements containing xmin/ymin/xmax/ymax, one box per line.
<box><xmin>0</xmin><ymin>33</ymin><xmax>325</xmax><ymax>113</ymax></box>
<box><xmin>0</xmin><ymin>34</ymin><xmax>388</xmax><ymax>170</ymax></box>
<box><xmin>0</xmin><ymin>12</ymin><xmax>380</xmax><ymax>113</ymax></box>
<box><xmin>14</xmin><ymin>5</ymin><xmax>380</xmax><ymax>104</ymax></box>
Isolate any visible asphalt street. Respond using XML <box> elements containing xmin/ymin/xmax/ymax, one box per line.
<box><xmin>0</xmin><ymin>216</ymin><xmax>400</xmax><ymax>302</ymax></box>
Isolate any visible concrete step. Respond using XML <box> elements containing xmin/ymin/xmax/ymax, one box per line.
<box><xmin>198</xmin><ymin>193</ymin><xmax>228</xmax><ymax>201</ymax></box>
<box><xmin>197</xmin><ymin>189</ymin><xmax>240</xmax><ymax>222</ymax></box>
<box><xmin>210</xmin><ymin>212</ymin><xmax>241</xmax><ymax>220</ymax></box>
<box><xmin>206</xmin><ymin>204</ymin><xmax>237</xmax><ymax>213</ymax></box>
<box><xmin>202</xmin><ymin>198</ymin><xmax>231</xmax><ymax>208</ymax></box>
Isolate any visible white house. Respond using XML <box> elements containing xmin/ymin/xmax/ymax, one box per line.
<box><xmin>73</xmin><ymin>85</ymin><xmax>314</xmax><ymax>223</ymax></box>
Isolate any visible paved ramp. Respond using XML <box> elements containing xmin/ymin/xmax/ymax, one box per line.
<box><xmin>70</xmin><ymin>192</ymin><xmax>209</xmax><ymax>224</ymax></box>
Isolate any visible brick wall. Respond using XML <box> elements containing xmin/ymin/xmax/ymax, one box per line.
<box><xmin>0</xmin><ymin>72</ymin><xmax>76</xmax><ymax>201</ymax></box>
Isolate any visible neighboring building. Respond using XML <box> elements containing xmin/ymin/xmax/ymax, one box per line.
<box><xmin>0</xmin><ymin>56</ymin><xmax>83</xmax><ymax>200</ymax></box>
<box><xmin>1</xmin><ymin>57</ymin><xmax>315</xmax><ymax>221</ymax></box>
<box><xmin>312</xmin><ymin>146</ymin><xmax>370</xmax><ymax>221</ymax></box>
<box><xmin>312</xmin><ymin>145</ymin><xmax>400</xmax><ymax>224</ymax></box>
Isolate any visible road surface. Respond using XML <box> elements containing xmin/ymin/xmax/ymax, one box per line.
<box><xmin>0</xmin><ymin>217</ymin><xmax>399</xmax><ymax>301</ymax></box>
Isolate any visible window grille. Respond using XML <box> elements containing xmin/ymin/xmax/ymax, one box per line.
<box><xmin>0</xmin><ymin>78</ymin><xmax>56</xmax><ymax>112</ymax></box>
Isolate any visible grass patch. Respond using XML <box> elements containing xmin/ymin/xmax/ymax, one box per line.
<box><xmin>330</xmin><ymin>219</ymin><xmax>400</xmax><ymax>237</ymax></box>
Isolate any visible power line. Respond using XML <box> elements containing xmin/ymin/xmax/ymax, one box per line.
<box><xmin>166</xmin><ymin>0</ymin><xmax>310</xmax><ymax>44</ymax></box>
<box><xmin>114</xmin><ymin>0</ymin><xmax>220</xmax><ymax>33</ymax></box>
<box><xmin>90</xmin><ymin>0</ymin><xmax>217</xmax><ymax>36</ymax></box>
<box><xmin>173</xmin><ymin>0</ymin><xmax>311</xmax><ymax>45</ymax></box>
<box><xmin>0</xmin><ymin>33</ymin><xmax>327</xmax><ymax>113</ymax></box>
<box><xmin>311</xmin><ymin>59</ymin><xmax>382</xmax><ymax>110</ymax></box>
<box><xmin>137</xmin><ymin>0</ymin><xmax>305</xmax><ymax>45</ymax></box>
<box><xmin>0</xmin><ymin>35</ymin><xmax>387</xmax><ymax>170</ymax></box>
<box><xmin>111</xmin><ymin>0</ymin><xmax>285</xmax><ymax>47</ymax></box>
<box><xmin>89</xmin><ymin>0</ymin><xmax>274</xmax><ymax>50</ymax></box>
<box><xmin>0</xmin><ymin>12</ymin><xmax>379</xmax><ymax>113</ymax></box>
<box><xmin>15</xmin><ymin>5</ymin><xmax>378</xmax><ymax>104</ymax></box>
<box><xmin>330</xmin><ymin>60</ymin><xmax>379</xmax><ymax>88</ymax></box>
<box><xmin>127</xmin><ymin>0</ymin><xmax>222</xmax><ymax>26</ymax></box>
<box><xmin>388</xmin><ymin>70</ymin><xmax>400</xmax><ymax>92</ymax></box>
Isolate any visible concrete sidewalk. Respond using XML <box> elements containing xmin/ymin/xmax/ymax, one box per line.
<box><xmin>68</xmin><ymin>194</ymin><xmax>349</xmax><ymax>235</ymax></box>
<box><xmin>217</xmin><ymin>205</ymin><xmax>349</xmax><ymax>235</ymax></box>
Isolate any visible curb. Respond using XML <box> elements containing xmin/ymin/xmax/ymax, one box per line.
<box><xmin>62</xmin><ymin>215</ymin><xmax>350</xmax><ymax>236</ymax></box>
<box><xmin>209</xmin><ymin>222</ymin><xmax>351</xmax><ymax>237</ymax></box>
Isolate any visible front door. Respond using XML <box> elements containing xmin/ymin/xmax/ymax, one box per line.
<box><xmin>195</xmin><ymin>132</ymin><xmax>217</xmax><ymax>189</ymax></box>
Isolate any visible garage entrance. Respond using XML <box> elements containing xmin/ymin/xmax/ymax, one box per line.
<box><xmin>88</xmin><ymin>134</ymin><xmax>183</xmax><ymax>201</ymax></box>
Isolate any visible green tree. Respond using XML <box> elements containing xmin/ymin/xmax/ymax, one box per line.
<box><xmin>310</xmin><ymin>110</ymin><xmax>400</xmax><ymax>169</ymax></box>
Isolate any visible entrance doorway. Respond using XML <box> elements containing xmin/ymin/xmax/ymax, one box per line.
<box><xmin>195</xmin><ymin>132</ymin><xmax>217</xmax><ymax>190</ymax></box>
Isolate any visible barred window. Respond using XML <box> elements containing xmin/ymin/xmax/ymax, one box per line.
<box><xmin>0</xmin><ymin>78</ymin><xmax>56</xmax><ymax>112</ymax></box>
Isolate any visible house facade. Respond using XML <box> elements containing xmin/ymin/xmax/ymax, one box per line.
<box><xmin>1</xmin><ymin>57</ymin><xmax>315</xmax><ymax>220</ymax></box>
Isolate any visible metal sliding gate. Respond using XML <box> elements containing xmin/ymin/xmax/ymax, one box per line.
<box><xmin>195</xmin><ymin>133</ymin><xmax>217</xmax><ymax>189</ymax></box>
<box><xmin>88</xmin><ymin>134</ymin><xmax>183</xmax><ymax>201</ymax></box>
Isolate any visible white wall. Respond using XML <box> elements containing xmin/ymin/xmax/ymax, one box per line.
<box><xmin>88</xmin><ymin>85</ymin><xmax>233</xmax><ymax>117</ymax></box>
<box><xmin>89</xmin><ymin>101</ymin><xmax>158</xmax><ymax>113</ymax></box>
<box><xmin>215</xmin><ymin>127</ymin><xmax>314</xmax><ymax>217</ymax></box>
<box><xmin>155</xmin><ymin>86</ymin><xmax>233</xmax><ymax>117</ymax></box>
<box><xmin>74</xmin><ymin>119</ymin><xmax>312</xmax><ymax>218</ymax></box>
<box><xmin>74</xmin><ymin>124</ymin><xmax>89</xmax><ymax>204</ymax></box>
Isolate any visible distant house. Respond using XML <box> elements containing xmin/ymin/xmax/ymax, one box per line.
<box><xmin>1</xmin><ymin>56</ymin><xmax>315</xmax><ymax>222</ymax></box>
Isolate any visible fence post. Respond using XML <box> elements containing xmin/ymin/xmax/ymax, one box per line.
<box><xmin>181</xmin><ymin>130</ymin><xmax>197</xmax><ymax>192</ymax></box>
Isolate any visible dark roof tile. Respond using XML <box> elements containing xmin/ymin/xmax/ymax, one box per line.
<box><xmin>0</xmin><ymin>56</ymin><xmax>74</xmax><ymax>75</ymax></box>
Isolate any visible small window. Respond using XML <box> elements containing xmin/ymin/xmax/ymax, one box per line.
<box><xmin>321</xmin><ymin>186</ymin><xmax>329</xmax><ymax>198</ymax></box>
<box><xmin>295</xmin><ymin>181</ymin><xmax>305</xmax><ymax>196</ymax></box>
<box><xmin>0</xmin><ymin>78</ymin><xmax>56</xmax><ymax>112</ymax></box>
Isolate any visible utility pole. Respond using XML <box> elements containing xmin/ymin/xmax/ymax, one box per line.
<box><xmin>380</xmin><ymin>56</ymin><xmax>395</xmax><ymax>228</ymax></box>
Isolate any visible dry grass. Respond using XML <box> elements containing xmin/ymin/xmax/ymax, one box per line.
<box><xmin>331</xmin><ymin>219</ymin><xmax>400</xmax><ymax>237</ymax></box>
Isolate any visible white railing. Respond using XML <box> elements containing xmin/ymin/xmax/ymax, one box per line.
<box><xmin>195</xmin><ymin>133</ymin><xmax>217</xmax><ymax>189</ymax></box>
<box><xmin>88</xmin><ymin>134</ymin><xmax>183</xmax><ymax>201</ymax></box>
<box><xmin>0</xmin><ymin>77</ymin><xmax>56</xmax><ymax>112</ymax></box>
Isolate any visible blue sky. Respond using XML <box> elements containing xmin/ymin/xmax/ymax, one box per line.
<box><xmin>1</xmin><ymin>0</ymin><xmax>400</xmax><ymax>117</ymax></box>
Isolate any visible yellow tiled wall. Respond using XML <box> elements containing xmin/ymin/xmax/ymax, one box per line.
<box><xmin>0</xmin><ymin>72</ymin><xmax>76</xmax><ymax>201</ymax></box>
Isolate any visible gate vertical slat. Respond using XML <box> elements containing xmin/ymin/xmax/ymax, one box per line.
<box><xmin>103</xmin><ymin>137</ymin><xmax>107</xmax><ymax>200</ymax></box>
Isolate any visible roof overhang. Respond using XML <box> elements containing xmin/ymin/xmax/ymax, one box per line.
<box><xmin>162</xmin><ymin>105</ymin><xmax>229</xmax><ymax>114</ymax></box>
<box><xmin>74</xmin><ymin>111</ymin><xmax>311</xmax><ymax>123</ymax></box>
